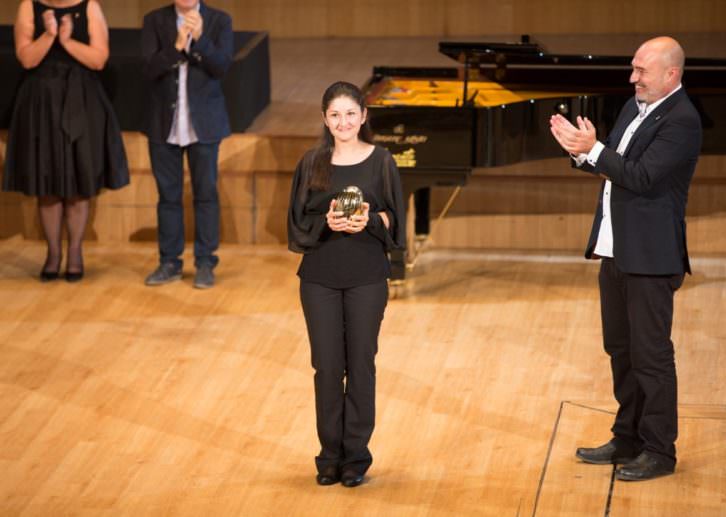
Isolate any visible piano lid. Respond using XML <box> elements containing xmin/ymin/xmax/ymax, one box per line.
<box><xmin>438</xmin><ymin>38</ymin><xmax>726</xmax><ymax>90</ymax></box>
<box><xmin>438</xmin><ymin>39</ymin><xmax>726</xmax><ymax>70</ymax></box>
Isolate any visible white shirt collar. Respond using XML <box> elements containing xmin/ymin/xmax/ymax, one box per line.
<box><xmin>175</xmin><ymin>2</ymin><xmax>201</xmax><ymax>19</ymax></box>
<box><xmin>636</xmin><ymin>84</ymin><xmax>682</xmax><ymax>118</ymax></box>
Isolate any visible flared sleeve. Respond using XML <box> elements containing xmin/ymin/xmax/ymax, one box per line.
<box><xmin>372</xmin><ymin>149</ymin><xmax>407</xmax><ymax>252</ymax></box>
<box><xmin>287</xmin><ymin>153</ymin><xmax>332</xmax><ymax>253</ymax></box>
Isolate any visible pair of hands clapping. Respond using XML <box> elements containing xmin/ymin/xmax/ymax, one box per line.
<box><xmin>175</xmin><ymin>10</ymin><xmax>203</xmax><ymax>51</ymax></box>
<box><xmin>326</xmin><ymin>200</ymin><xmax>370</xmax><ymax>234</ymax></box>
<box><xmin>42</xmin><ymin>9</ymin><xmax>73</xmax><ymax>44</ymax></box>
<box><xmin>550</xmin><ymin>114</ymin><xmax>597</xmax><ymax>155</ymax></box>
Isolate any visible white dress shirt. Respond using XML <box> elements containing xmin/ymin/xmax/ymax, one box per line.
<box><xmin>577</xmin><ymin>84</ymin><xmax>682</xmax><ymax>258</ymax></box>
<box><xmin>167</xmin><ymin>5</ymin><xmax>200</xmax><ymax>147</ymax></box>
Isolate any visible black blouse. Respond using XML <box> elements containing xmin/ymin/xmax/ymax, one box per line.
<box><xmin>288</xmin><ymin>145</ymin><xmax>406</xmax><ymax>288</ymax></box>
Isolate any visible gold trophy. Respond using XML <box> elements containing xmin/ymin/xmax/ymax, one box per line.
<box><xmin>334</xmin><ymin>186</ymin><xmax>364</xmax><ymax>218</ymax></box>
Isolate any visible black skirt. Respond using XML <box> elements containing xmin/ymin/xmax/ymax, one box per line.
<box><xmin>2</xmin><ymin>60</ymin><xmax>129</xmax><ymax>197</ymax></box>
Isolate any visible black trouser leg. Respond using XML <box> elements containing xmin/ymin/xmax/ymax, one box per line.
<box><xmin>341</xmin><ymin>281</ymin><xmax>388</xmax><ymax>474</ymax></box>
<box><xmin>625</xmin><ymin>269</ymin><xmax>682</xmax><ymax>464</ymax></box>
<box><xmin>300</xmin><ymin>281</ymin><xmax>387</xmax><ymax>475</ymax></box>
<box><xmin>600</xmin><ymin>259</ymin><xmax>683</xmax><ymax>465</ymax></box>
<box><xmin>301</xmin><ymin>281</ymin><xmax>345</xmax><ymax>472</ymax></box>
<box><xmin>600</xmin><ymin>259</ymin><xmax>642</xmax><ymax>447</ymax></box>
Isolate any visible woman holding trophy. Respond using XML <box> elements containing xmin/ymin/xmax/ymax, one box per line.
<box><xmin>287</xmin><ymin>81</ymin><xmax>405</xmax><ymax>487</ymax></box>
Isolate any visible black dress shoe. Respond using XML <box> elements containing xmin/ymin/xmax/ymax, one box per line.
<box><xmin>576</xmin><ymin>439</ymin><xmax>640</xmax><ymax>465</ymax></box>
<box><xmin>615</xmin><ymin>452</ymin><xmax>675</xmax><ymax>481</ymax></box>
<box><xmin>316</xmin><ymin>466</ymin><xmax>340</xmax><ymax>486</ymax></box>
<box><xmin>341</xmin><ymin>470</ymin><xmax>364</xmax><ymax>488</ymax></box>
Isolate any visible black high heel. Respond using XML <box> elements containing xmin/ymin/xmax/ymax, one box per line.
<box><xmin>65</xmin><ymin>267</ymin><xmax>84</xmax><ymax>283</ymax></box>
<box><xmin>66</xmin><ymin>248</ymin><xmax>84</xmax><ymax>282</ymax></box>
<box><xmin>39</xmin><ymin>255</ymin><xmax>62</xmax><ymax>282</ymax></box>
<box><xmin>40</xmin><ymin>270</ymin><xmax>60</xmax><ymax>282</ymax></box>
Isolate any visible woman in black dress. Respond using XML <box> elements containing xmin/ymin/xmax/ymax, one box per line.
<box><xmin>3</xmin><ymin>0</ymin><xmax>129</xmax><ymax>281</ymax></box>
<box><xmin>288</xmin><ymin>81</ymin><xmax>405</xmax><ymax>487</ymax></box>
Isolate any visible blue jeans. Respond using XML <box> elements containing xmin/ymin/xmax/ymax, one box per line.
<box><xmin>149</xmin><ymin>141</ymin><xmax>220</xmax><ymax>269</ymax></box>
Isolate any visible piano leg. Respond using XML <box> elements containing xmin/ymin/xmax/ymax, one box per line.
<box><xmin>414</xmin><ymin>187</ymin><xmax>431</xmax><ymax>237</ymax></box>
<box><xmin>390</xmin><ymin>249</ymin><xmax>406</xmax><ymax>281</ymax></box>
<box><xmin>389</xmin><ymin>184</ymin><xmax>463</xmax><ymax>289</ymax></box>
<box><xmin>388</xmin><ymin>191</ymin><xmax>415</xmax><ymax>283</ymax></box>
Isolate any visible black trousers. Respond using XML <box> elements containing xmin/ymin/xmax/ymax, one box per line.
<box><xmin>599</xmin><ymin>258</ymin><xmax>684</xmax><ymax>465</ymax></box>
<box><xmin>300</xmin><ymin>280</ymin><xmax>388</xmax><ymax>475</ymax></box>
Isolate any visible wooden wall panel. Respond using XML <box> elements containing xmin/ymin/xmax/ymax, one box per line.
<box><xmin>0</xmin><ymin>2</ymin><xmax>16</xmax><ymax>25</ymax></box>
<box><xmin>223</xmin><ymin>0</ymin><xmax>329</xmax><ymax>38</ymax></box>
<box><xmin>2</xmin><ymin>1</ymin><xmax>724</xmax><ymax>36</ymax></box>
<box><xmin>97</xmin><ymin>1</ymin><xmax>143</xmax><ymax>28</ymax></box>
<box><xmin>445</xmin><ymin>0</ymin><xmax>515</xmax><ymax>36</ymax></box>
<box><xmin>512</xmin><ymin>0</ymin><xmax>726</xmax><ymax>35</ymax></box>
<box><xmin>330</xmin><ymin>0</ymin><xmax>445</xmax><ymax>38</ymax></box>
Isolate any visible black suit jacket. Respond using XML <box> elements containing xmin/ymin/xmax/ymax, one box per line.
<box><xmin>140</xmin><ymin>2</ymin><xmax>233</xmax><ymax>143</ymax></box>
<box><xmin>577</xmin><ymin>88</ymin><xmax>702</xmax><ymax>275</ymax></box>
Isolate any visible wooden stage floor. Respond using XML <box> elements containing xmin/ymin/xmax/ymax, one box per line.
<box><xmin>1</xmin><ymin>238</ymin><xmax>724</xmax><ymax>516</ymax></box>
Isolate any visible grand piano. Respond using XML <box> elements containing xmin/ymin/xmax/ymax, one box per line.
<box><xmin>362</xmin><ymin>37</ymin><xmax>726</xmax><ymax>280</ymax></box>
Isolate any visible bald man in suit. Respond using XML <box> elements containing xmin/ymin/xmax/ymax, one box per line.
<box><xmin>550</xmin><ymin>36</ymin><xmax>702</xmax><ymax>481</ymax></box>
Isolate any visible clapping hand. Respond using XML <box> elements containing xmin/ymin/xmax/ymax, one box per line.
<box><xmin>184</xmin><ymin>10</ymin><xmax>203</xmax><ymax>41</ymax></box>
<box><xmin>58</xmin><ymin>13</ymin><xmax>73</xmax><ymax>44</ymax></box>
<box><xmin>550</xmin><ymin>114</ymin><xmax>597</xmax><ymax>155</ymax></box>
<box><xmin>42</xmin><ymin>9</ymin><xmax>58</xmax><ymax>37</ymax></box>
<box><xmin>175</xmin><ymin>22</ymin><xmax>191</xmax><ymax>51</ymax></box>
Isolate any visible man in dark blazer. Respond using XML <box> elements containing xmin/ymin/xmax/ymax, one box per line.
<box><xmin>550</xmin><ymin>36</ymin><xmax>702</xmax><ymax>481</ymax></box>
<box><xmin>141</xmin><ymin>0</ymin><xmax>233</xmax><ymax>288</ymax></box>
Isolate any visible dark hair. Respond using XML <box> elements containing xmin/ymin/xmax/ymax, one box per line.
<box><xmin>306</xmin><ymin>81</ymin><xmax>375</xmax><ymax>191</ymax></box>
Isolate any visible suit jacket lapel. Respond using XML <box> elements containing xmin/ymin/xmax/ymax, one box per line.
<box><xmin>162</xmin><ymin>5</ymin><xmax>178</xmax><ymax>44</ymax></box>
<box><xmin>607</xmin><ymin>97</ymin><xmax>639</xmax><ymax>151</ymax></box>
<box><xmin>623</xmin><ymin>88</ymin><xmax>685</xmax><ymax>156</ymax></box>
